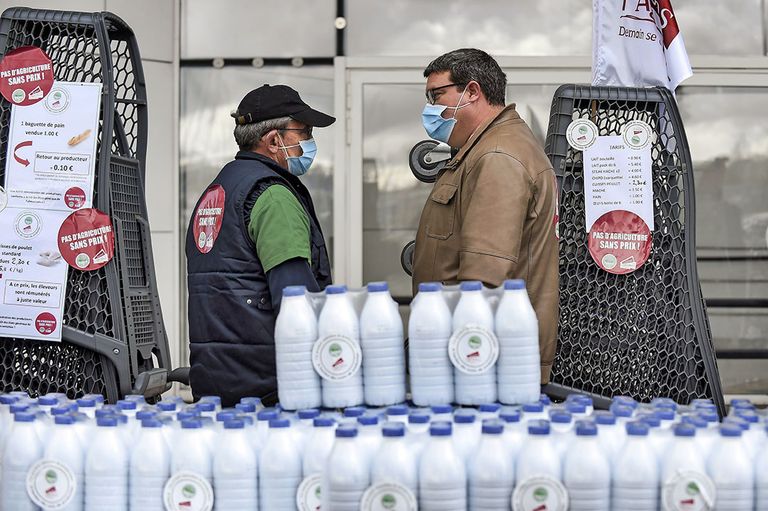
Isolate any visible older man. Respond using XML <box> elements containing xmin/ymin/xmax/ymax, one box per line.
<box><xmin>413</xmin><ymin>48</ymin><xmax>560</xmax><ymax>385</ymax></box>
<box><xmin>186</xmin><ymin>84</ymin><xmax>333</xmax><ymax>406</ymax></box>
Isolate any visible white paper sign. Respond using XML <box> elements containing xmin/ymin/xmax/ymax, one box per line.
<box><xmin>0</xmin><ymin>81</ymin><xmax>101</xmax><ymax>342</ymax></box>
<box><xmin>5</xmin><ymin>81</ymin><xmax>101</xmax><ymax>211</ymax></box>
<box><xmin>583</xmin><ymin>135</ymin><xmax>653</xmax><ymax>232</ymax></box>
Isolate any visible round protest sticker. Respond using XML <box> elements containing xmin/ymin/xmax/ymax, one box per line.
<box><xmin>35</xmin><ymin>312</ymin><xmax>57</xmax><ymax>336</ymax></box>
<box><xmin>0</xmin><ymin>46</ymin><xmax>54</xmax><ymax>106</ymax></box>
<box><xmin>57</xmin><ymin>208</ymin><xmax>115</xmax><ymax>271</ymax></box>
<box><xmin>588</xmin><ymin>210</ymin><xmax>652</xmax><ymax>275</ymax></box>
<box><xmin>64</xmin><ymin>187</ymin><xmax>87</xmax><ymax>210</ymax></box>
<box><xmin>193</xmin><ymin>185</ymin><xmax>225</xmax><ymax>254</ymax></box>
<box><xmin>163</xmin><ymin>471</ymin><xmax>214</xmax><ymax>511</ymax></box>
<box><xmin>448</xmin><ymin>325</ymin><xmax>499</xmax><ymax>375</ymax></box>
<box><xmin>622</xmin><ymin>120</ymin><xmax>654</xmax><ymax>150</ymax></box>
<box><xmin>512</xmin><ymin>476</ymin><xmax>569</xmax><ymax>511</ymax></box>
<box><xmin>361</xmin><ymin>482</ymin><xmax>418</xmax><ymax>511</ymax></box>
<box><xmin>296</xmin><ymin>474</ymin><xmax>323</xmax><ymax>511</ymax></box>
<box><xmin>27</xmin><ymin>459</ymin><xmax>77</xmax><ymax>510</ymax></box>
<box><xmin>566</xmin><ymin>118</ymin><xmax>598</xmax><ymax>151</ymax></box>
<box><xmin>312</xmin><ymin>334</ymin><xmax>363</xmax><ymax>381</ymax></box>
<box><xmin>662</xmin><ymin>470</ymin><xmax>716</xmax><ymax>511</ymax></box>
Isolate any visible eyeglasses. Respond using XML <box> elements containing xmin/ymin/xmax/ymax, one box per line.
<box><xmin>425</xmin><ymin>82</ymin><xmax>467</xmax><ymax>105</ymax></box>
<box><xmin>279</xmin><ymin>126</ymin><xmax>313</xmax><ymax>138</ymax></box>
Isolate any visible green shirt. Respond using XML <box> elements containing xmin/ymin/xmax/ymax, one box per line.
<box><xmin>248</xmin><ymin>184</ymin><xmax>311</xmax><ymax>273</ymax></box>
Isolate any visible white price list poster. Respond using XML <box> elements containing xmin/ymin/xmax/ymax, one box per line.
<box><xmin>583</xmin><ymin>135</ymin><xmax>654</xmax><ymax>232</ymax></box>
<box><xmin>0</xmin><ymin>81</ymin><xmax>101</xmax><ymax>341</ymax></box>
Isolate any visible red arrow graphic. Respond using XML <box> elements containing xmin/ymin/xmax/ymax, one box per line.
<box><xmin>14</xmin><ymin>140</ymin><xmax>32</xmax><ymax>166</ymax></box>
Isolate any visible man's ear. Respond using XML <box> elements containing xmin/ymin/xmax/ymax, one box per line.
<box><xmin>262</xmin><ymin>129</ymin><xmax>280</xmax><ymax>154</ymax></box>
<box><xmin>467</xmin><ymin>81</ymin><xmax>483</xmax><ymax>102</ymax></box>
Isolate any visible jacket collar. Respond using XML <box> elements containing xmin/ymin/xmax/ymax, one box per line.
<box><xmin>234</xmin><ymin>150</ymin><xmax>303</xmax><ymax>188</ymax></box>
<box><xmin>444</xmin><ymin>104</ymin><xmax>520</xmax><ymax>169</ymax></box>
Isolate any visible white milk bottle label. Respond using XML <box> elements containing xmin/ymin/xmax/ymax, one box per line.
<box><xmin>26</xmin><ymin>459</ymin><xmax>76</xmax><ymax>510</ymax></box>
<box><xmin>296</xmin><ymin>474</ymin><xmax>323</xmax><ymax>511</ymax></box>
<box><xmin>312</xmin><ymin>334</ymin><xmax>363</xmax><ymax>380</ymax></box>
<box><xmin>361</xmin><ymin>482</ymin><xmax>418</xmax><ymax>511</ymax></box>
<box><xmin>662</xmin><ymin>471</ymin><xmax>715</xmax><ymax>511</ymax></box>
<box><xmin>163</xmin><ymin>472</ymin><xmax>214</xmax><ymax>511</ymax></box>
<box><xmin>512</xmin><ymin>476</ymin><xmax>568</xmax><ymax>511</ymax></box>
<box><xmin>448</xmin><ymin>325</ymin><xmax>499</xmax><ymax>374</ymax></box>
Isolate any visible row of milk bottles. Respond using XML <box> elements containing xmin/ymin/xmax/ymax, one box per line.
<box><xmin>275</xmin><ymin>278</ymin><xmax>541</xmax><ymax>410</ymax></box>
<box><xmin>409</xmin><ymin>279</ymin><xmax>540</xmax><ymax>407</ymax></box>
<box><xmin>275</xmin><ymin>282</ymin><xmax>406</xmax><ymax>410</ymax></box>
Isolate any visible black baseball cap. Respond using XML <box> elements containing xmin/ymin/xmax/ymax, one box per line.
<box><xmin>232</xmin><ymin>84</ymin><xmax>335</xmax><ymax>127</ymax></box>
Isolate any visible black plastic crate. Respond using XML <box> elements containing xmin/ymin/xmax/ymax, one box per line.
<box><xmin>542</xmin><ymin>84</ymin><xmax>725</xmax><ymax>417</ymax></box>
<box><xmin>0</xmin><ymin>8</ymin><xmax>170</xmax><ymax>402</ymax></box>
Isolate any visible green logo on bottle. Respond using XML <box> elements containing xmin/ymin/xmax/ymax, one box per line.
<box><xmin>686</xmin><ymin>481</ymin><xmax>700</xmax><ymax>496</ymax></box>
<box><xmin>381</xmin><ymin>493</ymin><xmax>397</xmax><ymax>509</ymax></box>
<box><xmin>468</xmin><ymin>336</ymin><xmax>482</xmax><ymax>349</ymax></box>
<box><xmin>45</xmin><ymin>469</ymin><xmax>58</xmax><ymax>484</ymax></box>
<box><xmin>533</xmin><ymin>486</ymin><xmax>548</xmax><ymax>501</ymax></box>
<box><xmin>329</xmin><ymin>343</ymin><xmax>342</xmax><ymax>357</ymax></box>
<box><xmin>182</xmin><ymin>484</ymin><xmax>197</xmax><ymax>499</ymax></box>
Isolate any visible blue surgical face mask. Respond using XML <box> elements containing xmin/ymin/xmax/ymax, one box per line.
<box><xmin>421</xmin><ymin>84</ymin><xmax>471</xmax><ymax>144</ymax></box>
<box><xmin>278</xmin><ymin>135</ymin><xmax>317</xmax><ymax>176</ymax></box>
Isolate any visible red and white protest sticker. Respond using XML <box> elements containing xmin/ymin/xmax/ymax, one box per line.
<box><xmin>192</xmin><ymin>185</ymin><xmax>225</xmax><ymax>254</ymax></box>
<box><xmin>0</xmin><ymin>46</ymin><xmax>54</xmax><ymax>106</ymax></box>
<box><xmin>35</xmin><ymin>312</ymin><xmax>57</xmax><ymax>336</ymax></box>
<box><xmin>64</xmin><ymin>187</ymin><xmax>87</xmax><ymax>210</ymax></box>
<box><xmin>57</xmin><ymin>208</ymin><xmax>115</xmax><ymax>271</ymax></box>
<box><xmin>588</xmin><ymin>210</ymin><xmax>652</xmax><ymax>275</ymax></box>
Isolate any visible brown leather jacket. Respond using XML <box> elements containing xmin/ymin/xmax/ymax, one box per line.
<box><xmin>412</xmin><ymin>104</ymin><xmax>559</xmax><ymax>383</ymax></box>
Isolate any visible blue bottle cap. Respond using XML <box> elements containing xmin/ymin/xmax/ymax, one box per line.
<box><xmin>238</xmin><ymin>415</ymin><xmax>254</xmax><ymax>426</ymax></box>
<box><xmin>76</xmin><ymin>397</ymin><xmax>96</xmax><ymax>408</ymax></box>
<box><xmin>0</xmin><ymin>395</ymin><xmax>19</xmax><ymax>405</ymax></box>
<box><xmin>367</xmin><ymin>281</ymin><xmax>389</xmax><ymax>292</ymax></box>
<box><xmin>454</xmin><ymin>410</ymin><xmax>476</xmax><ymax>424</ymax></box>
<box><xmin>418</xmin><ymin>282</ymin><xmax>441</xmax><ymax>293</ymax></box>
<box><xmin>460</xmin><ymin>280</ymin><xmax>482</xmax><ymax>291</ymax></box>
<box><xmin>528</xmin><ymin>419</ymin><xmax>550</xmax><ymax>436</ymax></box>
<box><xmin>673</xmin><ymin>423</ymin><xmax>696</xmax><ymax>437</ymax></box>
<box><xmin>97</xmin><ymin>416</ymin><xmax>118</xmax><ymax>427</ymax></box>
<box><xmin>235</xmin><ymin>402</ymin><xmax>256</xmax><ymax>414</ymax></box>
<box><xmin>698</xmin><ymin>411</ymin><xmax>719</xmax><ymax>423</ymax></box>
<box><xmin>257</xmin><ymin>408</ymin><xmax>279</xmax><ymax>421</ymax></box>
<box><xmin>549</xmin><ymin>410</ymin><xmax>572</xmax><ymax>424</ymax></box>
<box><xmin>382</xmin><ymin>422</ymin><xmax>405</xmax><ymax>437</ymax></box>
<box><xmin>358</xmin><ymin>414</ymin><xmax>379</xmax><ymax>426</ymax></box>
<box><xmin>269</xmin><ymin>418</ymin><xmax>290</xmax><ymax>429</ymax></box>
<box><xmin>408</xmin><ymin>413</ymin><xmax>430</xmax><ymax>424</ymax></box>
<box><xmin>730</xmin><ymin>398</ymin><xmax>752</xmax><ymax>406</ymax></box>
<box><xmin>539</xmin><ymin>394</ymin><xmax>552</xmax><ymax>406</ymax></box>
<box><xmin>195</xmin><ymin>401</ymin><xmax>216</xmax><ymax>413</ymax></box>
<box><xmin>429</xmin><ymin>421</ymin><xmax>452</xmax><ymax>436</ymax></box>
<box><xmin>431</xmin><ymin>404</ymin><xmax>453</xmax><ymax>414</ymax></box>
<box><xmin>199</xmin><ymin>395</ymin><xmax>221</xmax><ymax>406</ymax></box>
<box><xmin>638</xmin><ymin>413</ymin><xmax>661</xmax><ymax>428</ymax></box>
<box><xmin>575</xmin><ymin>421</ymin><xmax>598</xmax><ymax>436</ymax></box>
<box><xmin>593</xmin><ymin>411</ymin><xmax>616</xmax><ymax>425</ymax></box>
<box><xmin>611</xmin><ymin>396</ymin><xmax>638</xmax><ymax>408</ymax></box>
<box><xmin>116</xmin><ymin>400</ymin><xmax>137</xmax><ymax>411</ymax></box>
<box><xmin>240</xmin><ymin>397</ymin><xmax>262</xmax><ymax>407</ymax></box>
<box><xmin>344</xmin><ymin>406</ymin><xmax>366</xmax><ymax>418</ymax></box>
<box><xmin>656</xmin><ymin>409</ymin><xmax>675</xmax><ymax>421</ymax></box>
<box><xmin>326</xmin><ymin>285</ymin><xmax>348</xmax><ymax>295</ymax></box>
<box><xmin>54</xmin><ymin>415</ymin><xmax>75</xmax><ymax>425</ymax></box>
<box><xmin>37</xmin><ymin>396</ymin><xmax>59</xmax><ymax>406</ymax></box>
<box><xmin>176</xmin><ymin>410</ymin><xmax>200</xmax><ymax>422</ymax></box>
<box><xmin>387</xmin><ymin>405</ymin><xmax>408</xmax><ymax>416</ymax></box>
<box><xmin>10</xmin><ymin>403</ymin><xmax>30</xmax><ymax>414</ymax></box>
<box><xmin>482</xmin><ymin>419</ymin><xmax>504</xmax><ymax>435</ymax></box>
<box><xmin>15</xmin><ymin>412</ymin><xmax>36</xmax><ymax>423</ymax></box>
<box><xmin>720</xmin><ymin>424</ymin><xmax>743</xmax><ymax>437</ymax></box>
<box><xmin>500</xmin><ymin>408</ymin><xmax>521</xmax><ymax>423</ymax></box>
<box><xmin>651</xmin><ymin>397</ymin><xmax>676</xmax><ymax>407</ymax></box>
<box><xmin>566</xmin><ymin>402</ymin><xmax>587</xmax><ymax>414</ymax></box>
<box><xmin>503</xmin><ymin>279</ymin><xmax>526</xmax><ymax>290</ymax></box>
<box><xmin>522</xmin><ymin>402</ymin><xmax>544</xmax><ymax>413</ymax></box>
<box><xmin>610</xmin><ymin>404</ymin><xmax>634</xmax><ymax>418</ymax></box>
<box><xmin>735</xmin><ymin>410</ymin><xmax>759</xmax><ymax>423</ymax></box>
<box><xmin>224</xmin><ymin>419</ymin><xmax>245</xmax><ymax>430</ymax></box>
<box><xmin>181</xmin><ymin>419</ymin><xmax>202</xmax><ymax>429</ymax></box>
<box><xmin>313</xmin><ymin>417</ymin><xmax>335</xmax><ymax>428</ymax></box>
<box><xmin>157</xmin><ymin>401</ymin><xmax>178</xmax><ymax>412</ymax></box>
<box><xmin>114</xmin><ymin>414</ymin><xmax>128</xmax><ymax>425</ymax></box>
<box><xmin>216</xmin><ymin>411</ymin><xmax>237</xmax><ymax>422</ymax></box>
<box><xmin>83</xmin><ymin>393</ymin><xmax>105</xmax><ymax>404</ymax></box>
<box><xmin>51</xmin><ymin>405</ymin><xmax>76</xmax><ymax>416</ymax></box>
<box><xmin>336</xmin><ymin>425</ymin><xmax>358</xmax><ymax>438</ymax></box>
<box><xmin>136</xmin><ymin>409</ymin><xmax>157</xmax><ymax>421</ymax></box>
<box><xmin>626</xmin><ymin>421</ymin><xmax>650</xmax><ymax>436</ymax></box>
<box><xmin>723</xmin><ymin>417</ymin><xmax>749</xmax><ymax>431</ymax></box>
<box><xmin>141</xmin><ymin>418</ymin><xmax>163</xmax><ymax>428</ymax></box>
<box><xmin>283</xmin><ymin>285</ymin><xmax>307</xmax><ymax>297</ymax></box>
<box><xmin>479</xmin><ymin>403</ymin><xmax>501</xmax><ymax>413</ymax></box>
<box><xmin>298</xmin><ymin>408</ymin><xmax>320</xmax><ymax>420</ymax></box>
<box><xmin>681</xmin><ymin>415</ymin><xmax>707</xmax><ymax>429</ymax></box>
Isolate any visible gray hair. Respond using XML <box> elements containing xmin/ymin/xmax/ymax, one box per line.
<box><xmin>232</xmin><ymin>115</ymin><xmax>292</xmax><ymax>151</ymax></box>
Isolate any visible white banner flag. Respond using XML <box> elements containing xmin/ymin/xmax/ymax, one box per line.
<box><xmin>592</xmin><ymin>0</ymin><xmax>692</xmax><ymax>91</ymax></box>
